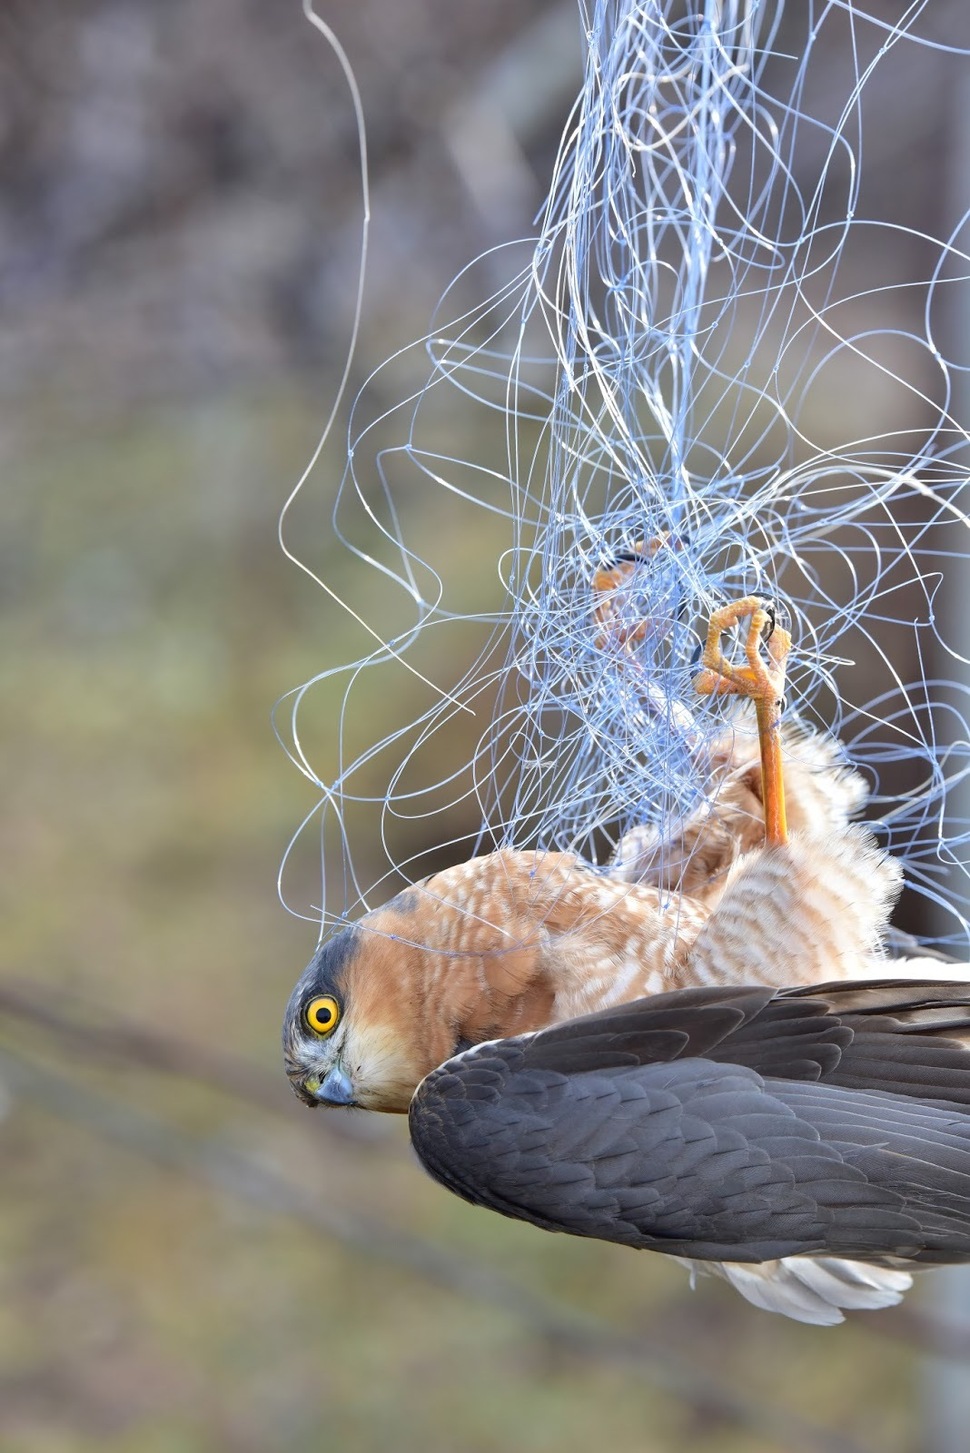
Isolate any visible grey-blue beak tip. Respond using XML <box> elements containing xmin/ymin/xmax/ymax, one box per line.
<box><xmin>313</xmin><ymin>1066</ymin><xmax>355</xmax><ymax>1106</ymax></box>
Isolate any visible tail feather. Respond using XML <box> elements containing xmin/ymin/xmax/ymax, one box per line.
<box><xmin>686</xmin><ymin>1256</ymin><xmax>912</xmax><ymax>1325</ymax></box>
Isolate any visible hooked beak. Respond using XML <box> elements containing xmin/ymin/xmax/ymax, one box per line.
<box><xmin>308</xmin><ymin>1064</ymin><xmax>356</xmax><ymax>1107</ymax></box>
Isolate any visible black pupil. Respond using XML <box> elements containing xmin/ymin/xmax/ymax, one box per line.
<box><xmin>312</xmin><ymin>1001</ymin><xmax>333</xmax><ymax>1027</ymax></box>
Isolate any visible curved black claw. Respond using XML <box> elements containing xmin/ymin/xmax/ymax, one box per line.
<box><xmin>761</xmin><ymin>600</ymin><xmax>778</xmax><ymax>641</ymax></box>
<box><xmin>608</xmin><ymin>549</ymin><xmax>650</xmax><ymax>567</ymax></box>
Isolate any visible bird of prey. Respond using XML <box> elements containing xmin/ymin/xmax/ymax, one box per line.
<box><xmin>283</xmin><ymin>592</ymin><xmax>970</xmax><ymax>1323</ymax></box>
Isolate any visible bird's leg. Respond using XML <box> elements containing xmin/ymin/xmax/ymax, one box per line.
<box><xmin>591</xmin><ymin>534</ymin><xmax>694</xmax><ymax>736</ymax></box>
<box><xmin>694</xmin><ymin>597</ymin><xmax>791</xmax><ymax>847</ymax></box>
<box><xmin>591</xmin><ymin>535</ymin><xmax>711</xmax><ymax>888</ymax></box>
<box><xmin>591</xmin><ymin>538</ymin><xmax>660</xmax><ymax>651</ymax></box>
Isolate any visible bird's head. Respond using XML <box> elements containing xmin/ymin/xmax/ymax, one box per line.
<box><xmin>282</xmin><ymin>869</ymin><xmax>561</xmax><ymax>1113</ymax></box>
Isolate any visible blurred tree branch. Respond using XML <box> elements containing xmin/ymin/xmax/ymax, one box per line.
<box><xmin>0</xmin><ymin>976</ymin><xmax>290</xmax><ymax>1114</ymax></box>
<box><xmin>0</xmin><ymin>1022</ymin><xmax>871</xmax><ymax>1453</ymax></box>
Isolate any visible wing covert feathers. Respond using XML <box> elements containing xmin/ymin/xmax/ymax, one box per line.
<box><xmin>409</xmin><ymin>981</ymin><xmax>970</xmax><ymax>1299</ymax></box>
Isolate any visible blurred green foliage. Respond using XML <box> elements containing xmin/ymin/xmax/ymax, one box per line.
<box><xmin>0</xmin><ymin>391</ymin><xmax>932</xmax><ymax>1453</ymax></box>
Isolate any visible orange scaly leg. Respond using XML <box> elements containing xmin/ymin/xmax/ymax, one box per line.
<box><xmin>694</xmin><ymin>597</ymin><xmax>791</xmax><ymax>847</ymax></box>
<box><xmin>590</xmin><ymin>533</ymin><xmax>699</xmax><ymax>750</ymax></box>
<box><xmin>591</xmin><ymin>538</ymin><xmax>662</xmax><ymax>651</ymax></box>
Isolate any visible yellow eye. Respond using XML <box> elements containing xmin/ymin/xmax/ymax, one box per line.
<box><xmin>305</xmin><ymin>995</ymin><xmax>341</xmax><ymax>1035</ymax></box>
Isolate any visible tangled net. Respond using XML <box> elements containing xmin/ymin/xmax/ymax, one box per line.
<box><xmin>280</xmin><ymin>0</ymin><xmax>970</xmax><ymax>947</ymax></box>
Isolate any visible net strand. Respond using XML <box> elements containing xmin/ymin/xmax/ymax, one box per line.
<box><xmin>280</xmin><ymin>0</ymin><xmax>970</xmax><ymax>948</ymax></box>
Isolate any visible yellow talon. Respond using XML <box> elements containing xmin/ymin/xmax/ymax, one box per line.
<box><xmin>695</xmin><ymin>597</ymin><xmax>791</xmax><ymax>847</ymax></box>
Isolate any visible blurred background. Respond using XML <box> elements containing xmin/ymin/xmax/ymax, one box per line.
<box><xmin>3</xmin><ymin>3</ymin><xmax>970</xmax><ymax>1451</ymax></box>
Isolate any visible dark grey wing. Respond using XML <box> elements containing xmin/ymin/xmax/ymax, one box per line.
<box><xmin>515</xmin><ymin>980</ymin><xmax>970</xmax><ymax>1105</ymax></box>
<box><xmin>409</xmin><ymin>981</ymin><xmax>970</xmax><ymax>1266</ymax></box>
<box><xmin>775</xmin><ymin>979</ymin><xmax>970</xmax><ymax>1106</ymax></box>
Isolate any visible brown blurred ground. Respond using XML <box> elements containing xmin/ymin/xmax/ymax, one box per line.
<box><xmin>2</xmin><ymin>4</ymin><xmax>969</xmax><ymax>1450</ymax></box>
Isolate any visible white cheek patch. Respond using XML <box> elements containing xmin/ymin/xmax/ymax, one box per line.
<box><xmin>343</xmin><ymin>1023</ymin><xmax>425</xmax><ymax>1110</ymax></box>
<box><xmin>344</xmin><ymin>1022</ymin><xmax>405</xmax><ymax>1076</ymax></box>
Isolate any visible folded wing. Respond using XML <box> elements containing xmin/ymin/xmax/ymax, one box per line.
<box><xmin>409</xmin><ymin>981</ymin><xmax>970</xmax><ymax>1271</ymax></box>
